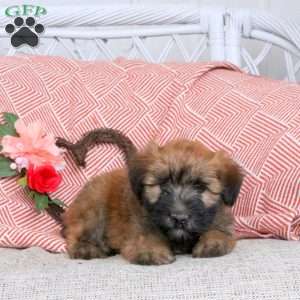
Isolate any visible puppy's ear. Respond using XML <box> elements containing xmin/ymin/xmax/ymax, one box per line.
<box><xmin>128</xmin><ymin>157</ymin><xmax>147</xmax><ymax>201</ymax></box>
<box><xmin>209</xmin><ymin>151</ymin><xmax>244</xmax><ymax>206</ymax></box>
<box><xmin>128</xmin><ymin>142</ymin><xmax>160</xmax><ymax>201</ymax></box>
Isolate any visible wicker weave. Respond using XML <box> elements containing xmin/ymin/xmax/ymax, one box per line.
<box><xmin>0</xmin><ymin>5</ymin><xmax>300</xmax><ymax>80</ymax></box>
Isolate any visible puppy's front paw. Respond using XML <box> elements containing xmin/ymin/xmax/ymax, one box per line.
<box><xmin>121</xmin><ymin>236</ymin><xmax>175</xmax><ymax>265</ymax></box>
<box><xmin>68</xmin><ymin>242</ymin><xmax>109</xmax><ymax>260</ymax></box>
<box><xmin>132</xmin><ymin>249</ymin><xmax>175</xmax><ymax>265</ymax></box>
<box><xmin>192</xmin><ymin>230</ymin><xmax>235</xmax><ymax>258</ymax></box>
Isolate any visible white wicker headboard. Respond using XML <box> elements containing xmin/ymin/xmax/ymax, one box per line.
<box><xmin>1</xmin><ymin>5</ymin><xmax>300</xmax><ymax>82</ymax></box>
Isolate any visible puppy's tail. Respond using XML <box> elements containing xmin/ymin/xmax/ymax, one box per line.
<box><xmin>51</xmin><ymin>128</ymin><xmax>137</xmax><ymax>227</ymax></box>
<box><xmin>56</xmin><ymin>128</ymin><xmax>137</xmax><ymax>168</ymax></box>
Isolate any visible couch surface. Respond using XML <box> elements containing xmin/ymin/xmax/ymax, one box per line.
<box><xmin>1</xmin><ymin>239</ymin><xmax>299</xmax><ymax>300</ymax></box>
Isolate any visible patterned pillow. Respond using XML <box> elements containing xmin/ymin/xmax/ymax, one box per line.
<box><xmin>0</xmin><ymin>56</ymin><xmax>239</xmax><ymax>252</ymax></box>
<box><xmin>158</xmin><ymin>68</ymin><xmax>300</xmax><ymax>240</ymax></box>
<box><xmin>0</xmin><ymin>56</ymin><xmax>299</xmax><ymax>253</ymax></box>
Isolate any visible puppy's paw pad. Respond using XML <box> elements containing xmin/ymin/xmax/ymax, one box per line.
<box><xmin>192</xmin><ymin>238</ymin><xmax>233</xmax><ymax>258</ymax></box>
<box><xmin>133</xmin><ymin>251</ymin><xmax>175</xmax><ymax>265</ymax></box>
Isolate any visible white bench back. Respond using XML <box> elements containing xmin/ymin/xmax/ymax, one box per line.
<box><xmin>0</xmin><ymin>5</ymin><xmax>299</xmax><ymax>81</ymax></box>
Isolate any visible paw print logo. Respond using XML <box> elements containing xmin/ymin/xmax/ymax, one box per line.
<box><xmin>5</xmin><ymin>16</ymin><xmax>44</xmax><ymax>47</ymax></box>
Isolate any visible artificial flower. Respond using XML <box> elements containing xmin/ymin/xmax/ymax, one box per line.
<box><xmin>27</xmin><ymin>164</ymin><xmax>62</xmax><ymax>193</ymax></box>
<box><xmin>0</xmin><ymin>119</ymin><xmax>65</xmax><ymax>170</ymax></box>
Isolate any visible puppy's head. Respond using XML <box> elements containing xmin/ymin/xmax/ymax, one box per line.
<box><xmin>129</xmin><ymin>139</ymin><xmax>243</xmax><ymax>242</ymax></box>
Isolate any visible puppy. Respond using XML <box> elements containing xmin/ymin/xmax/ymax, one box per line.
<box><xmin>62</xmin><ymin>137</ymin><xmax>243</xmax><ymax>265</ymax></box>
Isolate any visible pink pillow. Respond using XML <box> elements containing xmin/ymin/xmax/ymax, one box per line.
<box><xmin>0</xmin><ymin>56</ymin><xmax>238</xmax><ymax>252</ymax></box>
<box><xmin>0</xmin><ymin>56</ymin><xmax>299</xmax><ymax>253</ymax></box>
<box><xmin>158</xmin><ymin>68</ymin><xmax>300</xmax><ymax>240</ymax></box>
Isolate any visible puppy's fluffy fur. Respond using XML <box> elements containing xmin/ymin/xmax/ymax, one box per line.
<box><xmin>63</xmin><ymin>138</ymin><xmax>243</xmax><ymax>265</ymax></box>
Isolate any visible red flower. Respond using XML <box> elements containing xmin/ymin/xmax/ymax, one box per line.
<box><xmin>27</xmin><ymin>164</ymin><xmax>62</xmax><ymax>193</ymax></box>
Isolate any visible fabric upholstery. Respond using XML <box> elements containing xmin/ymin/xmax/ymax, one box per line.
<box><xmin>1</xmin><ymin>239</ymin><xmax>300</xmax><ymax>300</ymax></box>
<box><xmin>0</xmin><ymin>56</ymin><xmax>299</xmax><ymax>253</ymax></box>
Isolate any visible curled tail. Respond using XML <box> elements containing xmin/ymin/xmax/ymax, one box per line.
<box><xmin>56</xmin><ymin>128</ymin><xmax>137</xmax><ymax>168</ymax></box>
<box><xmin>52</xmin><ymin>128</ymin><xmax>137</xmax><ymax>225</ymax></box>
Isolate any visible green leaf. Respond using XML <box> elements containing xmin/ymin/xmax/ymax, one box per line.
<box><xmin>0</xmin><ymin>156</ymin><xmax>17</xmax><ymax>177</ymax></box>
<box><xmin>3</xmin><ymin>112</ymin><xmax>18</xmax><ymax>127</ymax></box>
<box><xmin>0</xmin><ymin>113</ymin><xmax>18</xmax><ymax>137</ymax></box>
<box><xmin>32</xmin><ymin>192</ymin><xmax>49</xmax><ymax>211</ymax></box>
<box><xmin>0</xmin><ymin>124</ymin><xmax>17</xmax><ymax>137</ymax></box>
<box><xmin>17</xmin><ymin>176</ymin><xmax>27</xmax><ymax>187</ymax></box>
<box><xmin>28</xmin><ymin>190</ymin><xmax>35</xmax><ymax>198</ymax></box>
<box><xmin>49</xmin><ymin>198</ymin><xmax>67</xmax><ymax>208</ymax></box>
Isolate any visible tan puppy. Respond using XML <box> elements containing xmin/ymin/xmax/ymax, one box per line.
<box><xmin>62</xmin><ymin>138</ymin><xmax>243</xmax><ymax>265</ymax></box>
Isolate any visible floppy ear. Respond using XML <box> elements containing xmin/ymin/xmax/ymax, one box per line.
<box><xmin>128</xmin><ymin>142</ymin><xmax>160</xmax><ymax>202</ymax></box>
<box><xmin>128</xmin><ymin>157</ymin><xmax>147</xmax><ymax>201</ymax></box>
<box><xmin>209</xmin><ymin>151</ymin><xmax>244</xmax><ymax>206</ymax></box>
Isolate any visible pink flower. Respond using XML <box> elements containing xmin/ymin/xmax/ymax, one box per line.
<box><xmin>0</xmin><ymin>119</ymin><xmax>65</xmax><ymax>170</ymax></box>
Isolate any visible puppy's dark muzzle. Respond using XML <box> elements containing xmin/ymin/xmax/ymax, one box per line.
<box><xmin>171</xmin><ymin>213</ymin><xmax>189</xmax><ymax>229</ymax></box>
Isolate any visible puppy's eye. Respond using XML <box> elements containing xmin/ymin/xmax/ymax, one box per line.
<box><xmin>160</xmin><ymin>187</ymin><xmax>170</xmax><ymax>197</ymax></box>
<box><xmin>194</xmin><ymin>182</ymin><xmax>206</xmax><ymax>193</ymax></box>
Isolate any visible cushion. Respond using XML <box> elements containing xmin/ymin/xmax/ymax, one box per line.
<box><xmin>157</xmin><ymin>68</ymin><xmax>300</xmax><ymax>240</ymax></box>
<box><xmin>1</xmin><ymin>239</ymin><xmax>300</xmax><ymax>299</ymax></box>
<box><xmin>0</xmin><ymin>56</ymin><xmax>299</xmax><ymax>253</ymax></box>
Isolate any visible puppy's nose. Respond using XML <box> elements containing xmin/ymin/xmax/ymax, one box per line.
<box><xmin>171</xmin><ymin>213</ymin><xmax>189</xmax><ymax>228</ymax></box>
